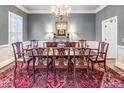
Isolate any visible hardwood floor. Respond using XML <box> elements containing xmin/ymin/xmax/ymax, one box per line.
<box><xmin>0</xmin><ymin>59</ymin><xmax>124</xmax><ymax>77</ymax></box>
<box><xmin>0</xmin><ymin>62</ymin><xmax>14</xmax><ymax>73</ymax></box>
<box><xmin>106</xmin><ymin>59</ymin><xmax>124</xmax><ymax>77</ymax></box>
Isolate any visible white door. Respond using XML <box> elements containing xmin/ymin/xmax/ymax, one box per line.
<box><xmin>102</xmin><ymin>16</ymin><xmax>117</xmax><ymax>59</ymax></box>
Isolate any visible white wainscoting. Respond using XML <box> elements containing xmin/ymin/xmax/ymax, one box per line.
<box><xmin>0</xmin><ymin>41</ymin><xmax>29</xmax><ymax>69</ymax></box>
<box><xmin>87</xmin><ymin>41</ymin><xmax>99</xmax><ymax>49</ymax></box>
<box><xmin>116</xmin><ymin>45</ymin><xmax>124</xmax><ymax>70</ymax></box>
<box><xmin>0</xmin><ymin>44</ymin><xmax>13</xmax><ymax>68</ymax></box>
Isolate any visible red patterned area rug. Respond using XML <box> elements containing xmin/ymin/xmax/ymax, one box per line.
<box><xmin>0</xmin><ymin>65</ymin><xmax>124</xmax><ymax>88</ymax></box>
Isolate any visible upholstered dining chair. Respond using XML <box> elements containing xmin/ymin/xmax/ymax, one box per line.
<box><xmin>72</xmin><ymin>47</ymin><xmax>88</xmax><ymax>81</ymax></box>
<box><xmin>30</xmin><ymin>40</ymin><xmax>39</xmax><ymax>48</ymax></box>
<box><xmin>46</xmin><ymin>42</ymin><xmax>57</xmax><ymax>47</ymax></box>
<box><xmin>53</xmin><ymin>47</ymin><xmax>70</xmax><ymax>79</ymax></box>
<box><xmin>87</xmin><ymin>42</ymin><xmax>109</xmax><ymax>71</ymax></box>
<box><xmin>72</xmin><ymin>48</ymin><xmax>87</xmax><ymax>65</ymax></box>
<box><xmin>70</xmin><ymin>42</ymin><xmax>77</xmax><ymax>47</ymax></box>
<box><xmin>78</xmin><ymin>39</ymin><xmax>87</xmax><ymax>48</ymax></box>
<box><xmin>12</xmin><ymin>42</ymin><xmax>33</xmax><ymax>87</ymax></box>
<box><xmin>32</xmin><ymin>47</ymin><xmax>50</xmax><ymax>85</ymax></box>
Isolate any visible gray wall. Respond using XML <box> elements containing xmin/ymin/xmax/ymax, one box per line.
<box><xmin>2</xmin><ymin>5</ymin><xmax>124</xmax><ymax>45</ymax></box>
<box><xmin>96</xmin><ymin>5</ymin><xmax>124</xmax><ymax>46</ymax></box>
<box><xmin>0</xmin><ymin>5</ymin><xmax>28</xmax><ymax>45</ymax></box>
<box><xmin>28</xmin><ymin>14</ymin><xmax>96</xmax><ymax>41</ymax></box>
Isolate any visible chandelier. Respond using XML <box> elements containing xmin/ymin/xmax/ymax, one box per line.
<box><xmin>51</xmin><ymin>5</ymin><xmax>71</xmax><ymax>20</ymax></box>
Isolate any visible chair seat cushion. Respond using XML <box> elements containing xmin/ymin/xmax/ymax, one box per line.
<box><xmin>89</xmin><ymin>56</ymin><xmax>104</xmax><ymax>61</ymax></box>
<box><xmin>17</xmin><ymin>56</ymin><xmax>32</xmax><ymax>62</ymax></box>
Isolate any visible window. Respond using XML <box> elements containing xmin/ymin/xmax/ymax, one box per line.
<box><xmin>8</xmin><ymin>12</ymin><xmax>23</xmax><ymax>45</ymax></box>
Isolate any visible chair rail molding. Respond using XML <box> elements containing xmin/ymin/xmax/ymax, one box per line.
<box><xmin>0</xmin><ymin>44</ymin><xmax>8</xmax><ymax>48</ymax></box>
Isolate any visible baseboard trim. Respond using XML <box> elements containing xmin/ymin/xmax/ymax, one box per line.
<box><xmin>115</xmin><ymin>62</ymin><xmax>124</xmax><ymax>71</ymax></box>
<box><xmin>0</xmin><ymin>58</ymin><xmax>14</xmax><ymax>69</ymax></box>
<box><xmin>118</xmin><ymin>45</ymin><xmax>124</xmax><ymax>49</ymax></box>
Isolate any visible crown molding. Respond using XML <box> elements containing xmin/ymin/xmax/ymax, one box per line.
<box><xmin>94</xmin><ymin>5</ymin><xmax>107</xmax><ymax>13</ymax></box>
<box><xmin>27</xmin><ymin>10</ymin><xmax>96</xmax><ymax>14</ymax></box>
<box><xmin>15</xmin><ymin>5</ymin><xmax>107</xmax><ymax>14</ymax></box>
<box><xmin>27</xmin><ymin>10</ymin><xmax>51</xmax><ymax>14</ymax></box>
<box><xmin>15</xmin><ymin>5</ymin><xmax>29</xmax><ymax>13</ymax></box>
<box><xmin>71</xmin><ymin>10</ymin><xmax>95</xmax><ymax>13</ymax></box>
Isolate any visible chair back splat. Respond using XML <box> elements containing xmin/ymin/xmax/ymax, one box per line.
<box><xmin>87</xmin><ymin>41</ymin><xmax>109</xmax><ymax>71</ymax></box>
<box><xmin>78</xmin><ymin>40</ymin><xmax>87</xmax><ymax>48</ymax></box>
<box><xmin>30</xmin><ymin>40</ymin><xmax>39</xmax><ymax>48</ymax></box>
<box><xmin>12</xmin><ymin>42</ymin><xmax>24</xmax><ymax>62</ymax></box>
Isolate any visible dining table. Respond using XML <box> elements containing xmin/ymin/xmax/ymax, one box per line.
<box><xmin>24</xmin><ymin>46</ymin><xmax>96</xmax><ymax>68</ymax></box>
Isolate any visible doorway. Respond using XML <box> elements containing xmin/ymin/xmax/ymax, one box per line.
<box><xmin>102</xmin><ymin>16</ymin><xmax>117</xmax><ymax>60</ymax></box>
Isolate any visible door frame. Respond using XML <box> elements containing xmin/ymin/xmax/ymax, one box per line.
<box><xmin>102</xmin><ymin>16</ymin><xmax>118</xmax><ymax>62</ymax></box>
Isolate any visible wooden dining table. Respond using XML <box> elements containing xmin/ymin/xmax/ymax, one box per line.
<box><xmin>24</xmin><ymin>47</ymin><xmax>96</xmax><ymax>68</ymax></box>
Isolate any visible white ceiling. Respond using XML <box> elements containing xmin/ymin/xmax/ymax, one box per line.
<box><xmin>16</xmin><ymin>5</ymin><xmax>107</xmax><ymax>14</ymax></box>
<box><xmin>23</xmin><ymin>5</ymin><xmax>99</xmax><ymax>11</ymax></box>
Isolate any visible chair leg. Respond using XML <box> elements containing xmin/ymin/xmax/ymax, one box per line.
<box><xmin>33</xmin><ymin>61</ymin><xmax>35</xmax><ymax>83</ymax></box>
<box><xmin>46</xmin><ymin>66</ymin><xmax>48</xmax><ymax>88</ymax></box>
<box><xmin>87</xmin><ymin>58</ymin><xmax>90</xmax><ymax>68</ymax></box>
<box><xmin>67</xmin><ymin>62</ymin><xmax>69</xmax><ymax>76</ymax></box>
<box><xmin>74</xmin><ymin>65</ymin><xmax>76</xmax><ymax>82</ymax></box>
<box><xmin>104</xmin><ymin>62</ymin><xmax>106</xmax><ymax>72</ymax></box>
<box><xmin>53</xmin><ymin>60</ymin><xmax>58</xmax><ymax>85</ymax></box>
<box><xmin>13</xmin><ymin>64</ymin><xmax>17</xmax><ymax>88</ymax></box>
<box><xmin>98</xmin><ymin>61</ymin><xmax>101</xmax><ymax>66</ymax></box>
<box><xmin>13</xmin><ymin>71</ymin><xmax>16</xmax><ymax>87</ymax></box>
<box><xmin>21</xmin><ymin>62</ymin><xmax>24</xmax><ymax>68</ymax></box>
<box><xmin>53</xmin><ymin>57</ymin><xmax>57</xmax><ymax>82</ymax></box>
<box><xmin>27</xmin><ymin>61</ymin><xmax>30</xmax><ymax>74</ymax></box>
<box><xmin>91</xmin><ymin>62</ymin><xmax>94</xmax><ymax>71</ymax></box>
<box><xmin>73</xmin><ymin>61</ymin><xmax>78</xmax><ymax>88</ymax></box>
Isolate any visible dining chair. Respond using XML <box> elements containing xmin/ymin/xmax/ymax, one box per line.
<box><xmin>87</xmin><ymin>42</ymin><xmax>109</xmax><ymax>71</ymax></box>
<box><xmin>53</xmin><ymin>47</ymin><xmax>70</xmax><ymax>79</ymax></box>
<box><xmin>12</xmin><ymin>42</ymin><xmax>33</xmax><ymax>87</ymax></box>
<box><xmin>65</xmin><ymin>42</ymin><xmax>70</xmax><ymax>47</ymax></box>
<box><xmin>70</xmin><ymin>42</ymin><xmax>76</xmax><ymax>47</ymax></box>
<box><xmin>78</xmin><ymin>39</ymin><xmax>87</xmax><ymax>48</ymax></box>
<box><xmin>32</xmin><ymin>47</ymin><xmax>50</xmax><ymax>85</ymax></box>
<box><xmin>72</xmin><ymin>47</ymin><xmax>88</xmax><ymax>81</ymax></box>
<box><xmin>30</xmin><ymin>40</ymin><xmax>39</xmax><ymax>48</ymax></box>
<box><xmin>46</xmin><ymin>42</ymin><xmax>57</xmax><ymax>47</ymax></box>
<box><xmin>72</xmin><ymin>48</ymin><xmax>87</xmax><ymax>65</ymax></box>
